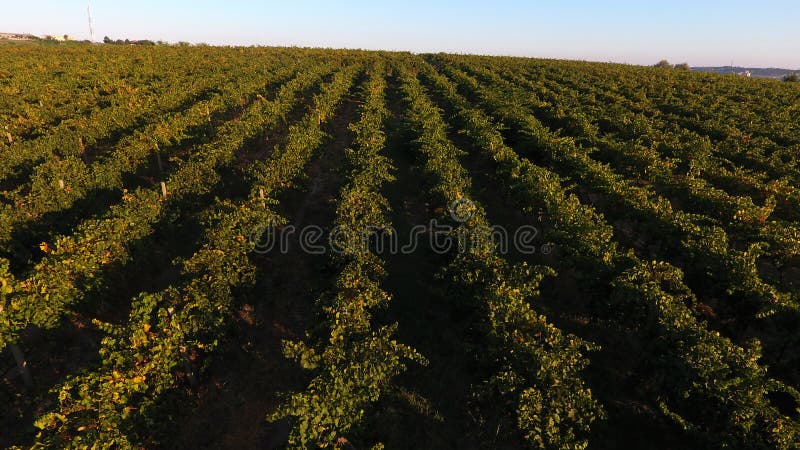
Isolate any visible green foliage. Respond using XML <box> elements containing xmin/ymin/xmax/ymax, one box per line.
<box><xmin>397</xmin><ymin>63</ymin><xmax>604</xmax><ymax>449</ymax></box>
<box><xmin>2</xmin><ymin>46</ymin><xmax>799</xmax><ymax>450</ymax></box>
<box><xmin>272</xmin><ymin>326</ymin><xmax>425</xmax><ymax>448</ymax></box>
<box><xmin>0</xmin><ymin>57</ymin><xmax>337</xmax><ymax>353</ymax></box>
<box><xmin>611</xmin><ymin>261</ymin><xmax>800</xmax><ymax>448</ymax></box>
<box><xmin>426</xmin><ymin>53</ymin><xmax>800</xmax><ymax>448</ymax></box>
<box><xmin>27</xmin><ymin>56</ymin><xmax>360</xmax><ymax>448</ymax></box>
<box><xmin>270</xmin><ymin>66</ymin><xmax>426</xmax><ymax>449</ymax></box>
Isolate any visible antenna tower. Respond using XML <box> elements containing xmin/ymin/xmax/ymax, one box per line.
<box><xmin>87</xmin><ymin>3</ymin><xmax>95</xmax><ymax>42</ymax></box>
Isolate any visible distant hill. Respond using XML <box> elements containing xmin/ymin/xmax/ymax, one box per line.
<box><xmin>692</xmin><ymin>66</ymin><xmax>798</xmax><ymax>79</ymax></box>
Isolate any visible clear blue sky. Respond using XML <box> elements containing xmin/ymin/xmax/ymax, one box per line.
<box><xmin>3</xmin><ymin>1</ymin><xmax>798</xmax><ymax>68</ymax></box>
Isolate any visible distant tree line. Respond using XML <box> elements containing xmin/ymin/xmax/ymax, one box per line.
<box><xmin>103</xmin><ymin>36</ymin><xmax>157</xmax><ymax>46</ymax></box>
<box><xmin>655</xmin><ymin>60</ymin><xmax>690</xmax><ymax>70</ymax></box>
<box><xmin>656</xmin><ymin>60</ymin><xmax>797</xmax><ymax>82</ymax></box>
<box><xmin>102</xmin><ymin>36</ymin><xmax>205</xmax><ymax>47</ymax></box>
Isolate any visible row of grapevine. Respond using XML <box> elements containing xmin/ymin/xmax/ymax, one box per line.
<box><xmin>506</xmin><ymin>57</ymin><xmax>800</xmax><ymax>198</ymax></box>
<box><xmin>637</xmin><ymin>78</ymin><xmax>800</xmax><ymax>173</ymax></box>
<box><xmin>440</xmin><ymin>59</ymin><xmax>799</xmax><ymax>324</ymax></box>
<box><xmin>0</xmin><ymin>49</ymin><xmax>274</xmax><ymax>186</ymax></box>
<box><xmin>397</xmin><ymin>62</ymin><xmax>604</xmax><ymax>449</ymax></box>
<box><xmin>0</xmin><ymin>45</ymin><xmax>233</xmax><ymax>143</ymax></box>
<box><xmin>446</xmin><ymin>58</ymin><xmax>800</xmax><ymax>384</ymax></box>
<box><xmin>0</xmin><ymin>55</ymin><xmax>300</xmax><ymax>258</ymax></box>
<box><xmin>3</xmin><ymin>46</ymin><xmax>798</xmax><ymax>449</ymax></box>
<box><xmin>503</xmin><ymin>59</ymin><xmax>800</xmax><ymax>232</ymax></box>
<box><xmin>269</xmin><ymin>63</ymin><xmax>427</xmax><ymax>449</ymax></box>
<box><xmin>419</xmin><ymin>58</ymin><xmax>800</xmax><ymax>448</ymax></box>
<box><xmin>0</xmin><ymin>60</ymin><xmax>340</xmax><ymax>352</ymax></box>
<box><xmin>485</xmin><ymin>62</ymin><xmax>800</xmax><ymax>295</ymax></box>
<box><xmin>496</xmin><ymin>65</ymin><xmax>776</xmax><ymax>220</ymax></box>
<box><xmin>30</xmin><ymin>62</ymin><xmax>362</xmax><ymax>448</ymax></box>
<box><xmin>527</xmin><ymin>57</ymin><xmax>800</xmax><ymax>151</ymax></box>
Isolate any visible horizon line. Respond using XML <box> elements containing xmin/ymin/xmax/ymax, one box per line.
<box><xmin>2</xmin><ymin>32</ymin><xmax>798</xmax><ymax>71</ymax></box>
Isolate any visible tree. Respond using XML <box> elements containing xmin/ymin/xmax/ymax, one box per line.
<box><xmin>674</xmin><ymin>63</ymin><xmax>690</xmax><ymax>70</ymax></box>
<box><xmin>103</xmin><ymin>36</ymin><xmax>112</xmax><ymax>44</ymax></box>
<box><xmin>784</xmin><ymin>73</ymin><xmax>799</xmax><ymax>82</ymax></box>
<box><xmin>655</xmin><ymin>60</ymin><xmax>672</xmax><ymax>69</ymax></box>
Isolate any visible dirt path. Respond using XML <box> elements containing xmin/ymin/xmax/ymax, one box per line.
<box><xmin>362</xmin><ymin>74</ymin><xmax>498</xmax><ymax>450</ymax></box>
<box><xmin>166</xmin><ymin>84</ymin><xmax>361</xmax><ymax>450</ymax></box>
<box><xmin>419</xmin><ymin>70</ymin><xmax>693</xmax><ymax>450</ymax></box>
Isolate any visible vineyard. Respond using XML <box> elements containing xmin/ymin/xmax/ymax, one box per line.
<box><xmin>1</xmin><ymin>42</ymin><xmax>799</xmax><ymax>449</ymax></box>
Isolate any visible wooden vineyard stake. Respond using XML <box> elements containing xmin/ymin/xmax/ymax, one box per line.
<box><xmin>259</xmin><ymin>187</ymin><xmax>266</xmax><ymax>207</ymax></box>
<box><xmin>161</xmin><ymin>181</ymin><xmax>168</xmax><ymax>197</ymax></box>
<box><xmin>58</xmin><ymin>179</ymin><xmax>65</xmax><ymax>190</ymax></box>
<box><xmin>78</xmin><ymin>136</ymin><xmax>88</xmax><ymax>164</ymax></box>
<box><xmin>182</xmin><ymin>353</ymin><xmax>198</xmax><ymax>388</ymax></box>
<box><xmin>9</xmin><ymin>343</ymin><xmax>33</xmax><ymax>388</ymax></box>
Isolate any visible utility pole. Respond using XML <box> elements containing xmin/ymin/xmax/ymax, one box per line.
<box><xmin>87</xmin><ymin>3</ymin><xmax>95</xmax><ymax>43</ymax></box>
